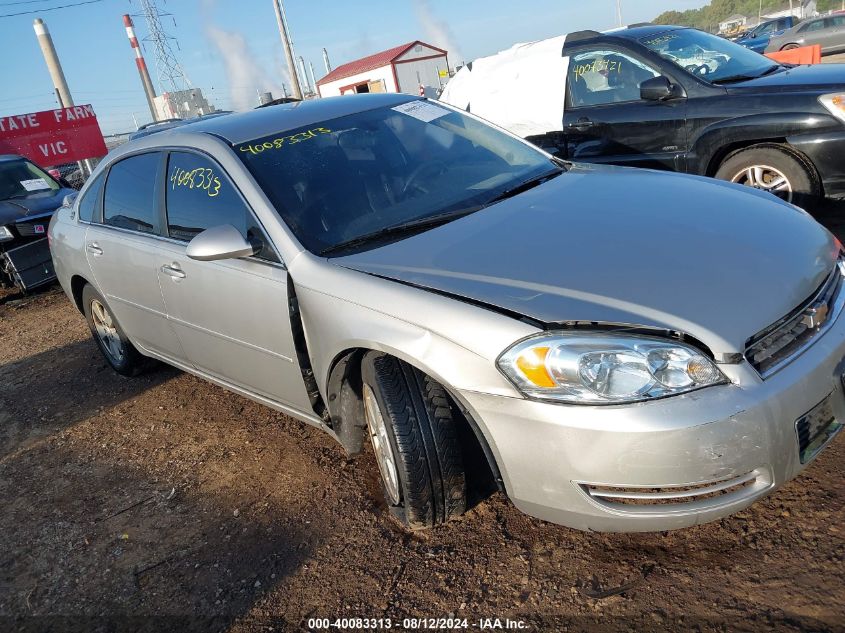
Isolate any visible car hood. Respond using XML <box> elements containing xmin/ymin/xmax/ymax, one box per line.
<box><xmin>726</xmin><ymin>63</ymin><xmax>845</xmax><ymax>93</ymax></box>
<box><xmin>335</xmin><ymin>165</ymin><xmax>837</xmax><ymax>356</ymax></box>
<box><xmin>0</xmin><ymin>188</ymin><xmax>72</xmax><ymax>225</ymax></box>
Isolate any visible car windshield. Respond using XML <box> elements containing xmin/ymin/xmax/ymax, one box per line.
<box><xmin>0</xmin><ymin>159</ymin><xmax>60</xmax><ymax>201</ymax></box>
<box><xmin>235</xmin><ymin>101</ymin><xmax>559</xmax><ymax>255</ymax></box>
<box><xmin>641</xmin><ymin>28</ymin><xmax>779</xmax><ymax>83</ymax></box>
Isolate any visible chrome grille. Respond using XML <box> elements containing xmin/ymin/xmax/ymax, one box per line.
<box><xmin>745</xmin><ymin>264</ymin><xmax>843</xmax><ymax>377</ymax></box>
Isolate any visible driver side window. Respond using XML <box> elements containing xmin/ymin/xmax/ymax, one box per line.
<box><xmin>567</xmin><ymin>50</ymin><xmax>659</xmax><ymax>108</ymax></box>
<box><xmin>165</xmin><ymin>152</ymin><xmax>280</xmax><ymax>264</ymax></box>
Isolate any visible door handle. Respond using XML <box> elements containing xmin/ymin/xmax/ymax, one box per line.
<box><xmin>86</xmin><ymin>242</ymin><xmax>103</xmax><ymax>256</ymax></box>
<box><xmin>566</xmin><ymin>118</ymin><xmax>595</xmax><ymax>130</ymax></box>
<box><xmin>160</xmin><ymin>263</ymin><xmax>186</xmax><ymax>279</ymax></box>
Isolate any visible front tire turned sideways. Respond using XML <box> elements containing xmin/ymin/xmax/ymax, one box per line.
<box><xmin>82</xmin><ymin>284</ymin><xmax>151</xmax><ymax>377</ymax></box>
<box><xmin>361</xmin><ymin>352</ymin><xmax>467</xmax><ymax>529</ymax></box>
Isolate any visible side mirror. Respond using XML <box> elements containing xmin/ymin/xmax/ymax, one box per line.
<box><xmin>186</xmin><ymin>224</ymin><xmax>256</xmax><ymax>261</ymax></box>
<box><xmin>61</xmin><ymin>192</ymin><xmax>78</xmax><ymax>208</ymax></box>
<box><xmin>641</xmin><ymin>76</ymin><xmax>683</xmax><ymax>101</ymax></box>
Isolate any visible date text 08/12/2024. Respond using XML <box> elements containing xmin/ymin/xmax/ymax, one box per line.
<box><xmin>306</xmin><ymin>617</ymin><xmax>529</xmax><ymax>630</ymax></box>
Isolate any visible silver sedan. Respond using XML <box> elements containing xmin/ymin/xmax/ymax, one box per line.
<box><xmin>49</xmin><ymin>94</ymin><xmax>844</xmax><ymax>532</ymax></box>
<box><xmin>766</xmin><ymin>14</ymin><xmax>845</xmax><ymax>54</ymax></box>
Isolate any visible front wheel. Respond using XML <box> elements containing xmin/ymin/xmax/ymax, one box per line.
<box><xmin>82</xmin><ymin>284</ymin><xmax>153</xmax><ymax>376</ymax></box>
<box><xmin>361</xmin><ymin>352</ymin><xmax>466</xmax><ymax>529</ymax></box>
<box><xmin>714</xmin><ymin>144</ymin><xmax>820</xmax><ymax>208</ymax></box>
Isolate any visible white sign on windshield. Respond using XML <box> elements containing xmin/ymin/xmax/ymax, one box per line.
<box><xmin>392</xmin><ymin>101</ymin><xmax>450</xmax><ymax>123</ymax></box>
<box><xmin>20</xmin><ymin>178</ymin><xmax>50</xmax><ymax>192</ymax></box>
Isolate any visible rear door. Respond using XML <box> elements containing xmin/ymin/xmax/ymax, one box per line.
<box><xmin>153</xmin><ymin>150</ymin><xmax>313</xmax><ymax>412</ymax></box>
<box><xmin>562</xmin><ymin>47</ymin><xmax>687</xmax><ymax>171</ymax></box>
<box><xmin>84</xmin><ymin>152</ymin><xmax>186</xmax><ymax>362</ymax></box>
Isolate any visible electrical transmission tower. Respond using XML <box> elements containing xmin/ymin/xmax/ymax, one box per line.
<box><xmin>135</xmin><ymin>0</ymin><xmax>191</xmax><ymax>98</ymax></box>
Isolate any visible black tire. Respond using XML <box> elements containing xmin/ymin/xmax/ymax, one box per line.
<box><xmin>361</xmin><ymin>352</ymin><xmax>466</xmax><ymax>529</ymax></box>
<box><xmin>82</xmin><ymin>284</ymin><xmax>152</xmax><ymax>377</ymax></box>
<box><xmin>714</xmin><ymin>143</ymin><xmax>821</xmax><ymax>209</ymax></box>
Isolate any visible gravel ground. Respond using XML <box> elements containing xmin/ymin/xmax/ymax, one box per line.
<box><xmin>1</xmin><ymin>203</ymin><xmax>844</xmax><ymax>633</ymax></box>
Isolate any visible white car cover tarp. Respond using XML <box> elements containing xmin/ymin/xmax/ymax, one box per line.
<box><xmin>439</xmin><ymin>35</ymin><xmax>569</xmax><ymax>138</ymax></box>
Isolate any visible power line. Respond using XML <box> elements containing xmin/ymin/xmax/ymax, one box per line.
<box><xmin>0</xmin><ymin>0</ymin><xmax>103</xmax><ymax>18</ymax></box>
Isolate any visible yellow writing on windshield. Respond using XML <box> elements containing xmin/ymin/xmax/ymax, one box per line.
<box><xmin>170</xmin><ymin>166</ymin><xmax>222</xmax><ymax>198</ymax></box>
<box><xmin>238</xmin><ymin>127</ymin><xmax>332</xmax><ymax>155</ymax></box>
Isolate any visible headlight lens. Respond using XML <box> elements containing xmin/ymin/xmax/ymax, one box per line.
<box><xmin>819</xmin><ymin>93</ymin><xmax>845</xmax><ymax>124</ymax></box>
<box><xmin>498</xmin><ymin>332</ymin><xmax>727</xmax><ymax>404</ymax></box>
<box><xmin>0</xmin><ymin>226</ymin><xmax>13</xmax><ymax>242</ymax></box>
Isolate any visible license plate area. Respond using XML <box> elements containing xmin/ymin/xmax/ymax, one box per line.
<box><xmin>795</xmin><ymin>395</ymin><xmax>843</xmax><ymax>464</ymax></box>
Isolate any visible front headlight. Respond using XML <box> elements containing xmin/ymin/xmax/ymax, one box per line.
<box><xmin>0</xmin><ymin>226</ymin><xmax>13</xmax><ymax>243</ymax></box>
<box><xmin>819</xmin><ymin>93</ymin><xmax>845</xmax><ymax>125</ymax></box>
<box><xmin>498</xmin><ymin>332</ymin><xmax>728</xmax><ymax>404</ymax></box>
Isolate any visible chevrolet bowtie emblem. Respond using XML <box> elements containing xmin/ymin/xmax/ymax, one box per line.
<box><xmin>802</xmin><ymin>301</ymin><xmax>830</xmax><ymax>329</ymax></box>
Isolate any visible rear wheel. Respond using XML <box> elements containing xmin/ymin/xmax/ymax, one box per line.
<box><xmin>715</xmin><ymin>144</ymin><xmax>820</xmax><ymax>208</ymax></box>
<box><xmin>82</xmin><ymin>284</ymin><xmax>152</xmax><ymax>376</ymax></box>
<box><xmin>782</xmin><ymin>43</ymin><xmax>800</xmax><ymax>50</ymax></box>
<box><xmin>361</xmin><ymin>352</ymin><xmax>466</xmax><ymax>529</ymax></box>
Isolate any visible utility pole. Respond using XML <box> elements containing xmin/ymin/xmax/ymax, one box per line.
<box><xmin>33</xmin><ymin>18</ymin><xmax>91</xmax><ymax>176</ymax></box>
<box><xmin>616</xmin><ymin>0</ymin><xmax>623</xmax><ymax>27</ymax></box>
<box><xmin>272</xmin><ymin>0</ymin><xmax>302</xmax><ymax>100</ymax></box>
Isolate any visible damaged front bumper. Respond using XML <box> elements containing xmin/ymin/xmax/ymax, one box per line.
<box><xmin>458</xmin><ymin>307</ymin><xmax>845</xmax><ymax>533</ymax></box>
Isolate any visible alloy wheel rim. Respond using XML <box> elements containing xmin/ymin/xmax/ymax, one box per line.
<box><xmin>730</xmin><ymin>164</ymin><xmax>793</xmax><ymax>202</ymax></box>
<box><xmin>363</xmin><ymin>384</ymin><xmax>401</xmax><ymax>505</ymax></box>
<box><xmin>90</xmin><ymin>299</ymin><xmax>125</xmax><ymax>364</ymax></box>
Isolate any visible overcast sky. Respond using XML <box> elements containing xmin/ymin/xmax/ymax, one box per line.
<box><xmin>0</xmin><ymin>0</ymin><xmax>709</xmax><ymax>134</ymax></box>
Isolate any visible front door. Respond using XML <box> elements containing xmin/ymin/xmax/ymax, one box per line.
<box><xmin>85</xmin><ymin>151</ymin><xmax>186</xmax><ymax>362</ymax></box>
<box><xmin>562</xmin><ymin>48</ymin><xmax>687</xmax><ymax>171</ymax></box>
<box><xmin>155</xmin><ymin>150</ymin><xmax>313</xmax><ymax>412</ymax></box>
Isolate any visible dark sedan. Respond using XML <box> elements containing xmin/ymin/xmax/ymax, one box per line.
<box><xmin>0</xmin><ymin>154</ymin><xmax>76</xmax><ymax>290</ymax></box>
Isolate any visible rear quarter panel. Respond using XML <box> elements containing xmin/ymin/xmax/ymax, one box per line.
<box><xmin>48</xmin><ymin>205</ymin><xmax>91</xmax><ymax>308</ymax></box>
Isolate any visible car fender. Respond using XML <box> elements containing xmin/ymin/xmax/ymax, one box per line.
<box><xmin>288</xmin><ymin>254</ymin><xmax>534</xmax><ymax>404</ymax></box>
<box><xmin>687</xmin><ymin>111</ymin><xmax>836</xmax><ymax>175</ymax></box>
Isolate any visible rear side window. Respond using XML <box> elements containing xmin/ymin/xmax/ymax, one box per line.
<box><xmin>800</xmin><ymin>19</ymin><xmax>825</xmax><ymax>33</ymax></box>
<box><xmin>165</xmin><ymin>152</ymin><xmax>279</xmax><ymax>263</ymax></box>
<box><xmin>103</xmin><ymin>153</ymin><xmax>160</xmax><ymax>234</ymax></box>
<box><xmin>77</xmin><ymin>173</ymin><xmax>104</xmax><ymax>222</ymax></box>
<box><xmin>832</xmin><ymin>16</ymin><xmax>845</xmax><ymax>28</ymax></box>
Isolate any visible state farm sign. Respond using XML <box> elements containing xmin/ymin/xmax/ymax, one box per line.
<box><xmin>0</xmin><ymin>104</ymin><xmax>108</xmax><ymax>166</ymax></box>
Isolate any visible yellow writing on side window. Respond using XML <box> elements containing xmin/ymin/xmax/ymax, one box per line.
<box><xmin>238</xmin><ymin>127</ymin><xmax>332</xmax><ymax>155</ymax></box>
<box><xmin>573</xmin><ymin>58</ymin><xmax>623</xmax><ymax>79</ymax></box>
<box><xmin>170</xmin><ymin>166</ymin><xmax>222</xmax><ymax>198</ymax></box>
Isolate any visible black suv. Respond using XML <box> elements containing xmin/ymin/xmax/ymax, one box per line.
<box><xmin>484</xmin><ymin>25</ymin><xmax>845</xmax><ymax>207</ymax></box>
<box><xmin>0</xmin><ymin>155</ymin><xmax>76</xmax><ymax>291</ymax></box>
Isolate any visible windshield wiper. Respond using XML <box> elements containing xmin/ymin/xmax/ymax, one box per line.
<box><xmin>712</xmin><ymin>65</ymin><xmax>781</xmax><ymax>85</ymax></box>
<box><xmin>320</xmin><ymin>166</ymin><xmax>564</xmax><ymax>257</ymax></box>
<box><xmin>320</xmin><ymin>206</ymin><xmax>484</xmax><ymax>257</ymax></box>
<box><xmin>483</xmin><ymin>168</ymin><xmax>563</xmax><ymax>206</ymax></box>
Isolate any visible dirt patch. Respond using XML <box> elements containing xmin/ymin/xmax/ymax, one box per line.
<box><xmin>1</xmin><ymin>208</ymin><xmax>845</xmax><ymax>632</ymax></box>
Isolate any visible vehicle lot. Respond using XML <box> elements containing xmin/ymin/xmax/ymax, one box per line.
<box><xmin>2</xmin><ymin>202</ymin><xmax>845</xmax><ymax>632</ymax></box>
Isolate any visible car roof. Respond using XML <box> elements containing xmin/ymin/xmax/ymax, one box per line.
<box><xmin>0</xmin><ymin>154</ymin><xmax>27</xmax><ymax>163</ymax></box>
<box><xmin>563</xmin><ymin>24</ymin><xmax>684</xmax><ymax>49</ymax></box>
<box><xmin>158</xmin><ymin>93</ymin><xmax>418</xmax><ymax>145</ymax></box>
